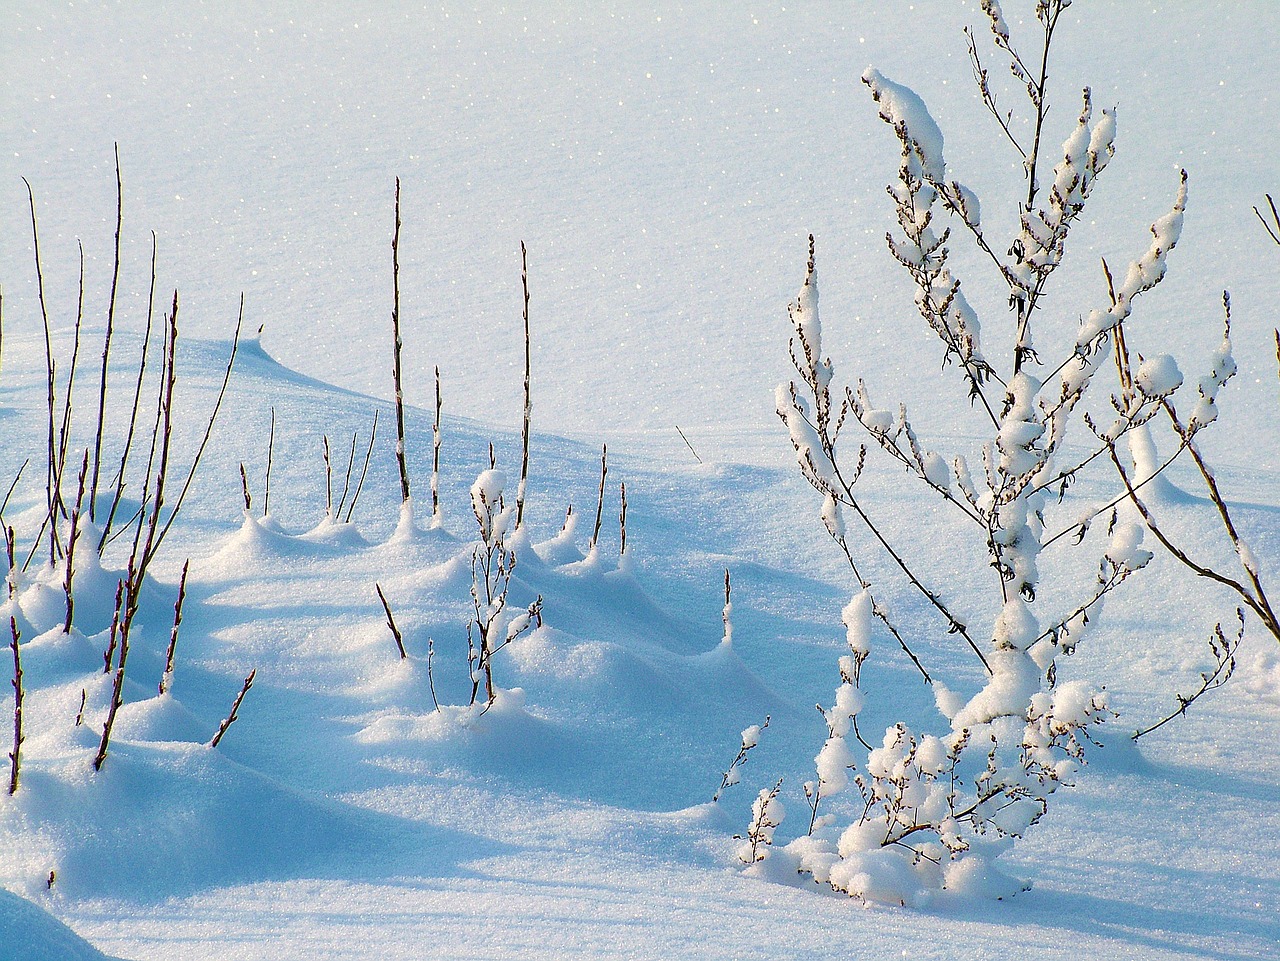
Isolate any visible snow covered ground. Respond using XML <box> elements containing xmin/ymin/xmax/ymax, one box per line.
<box><xmin>2</xmin><ymin>2</ymin><xmax>1279</xmax><ymax>959</ymax></box>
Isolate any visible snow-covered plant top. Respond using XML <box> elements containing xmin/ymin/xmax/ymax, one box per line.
<box><xmin>766</xmin><ymin>0</ymin><xmax>1212</xmax><ymax>905</ymax></box>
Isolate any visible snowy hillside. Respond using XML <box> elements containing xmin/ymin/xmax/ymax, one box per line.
<box><xmin>2</xmin><ymin>2</ymin><xmax>1279</xmax><ymax>959</ymax></box>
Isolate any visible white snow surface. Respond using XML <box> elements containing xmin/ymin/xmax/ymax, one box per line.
<box><xmin>1</xmin><ymin>2</ymin><xmax>1279</xmax><ymax>959</ymax></box>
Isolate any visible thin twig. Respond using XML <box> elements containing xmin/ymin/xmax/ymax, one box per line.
<box><xmin>153</xmin><ymin>296</ymin><xmax>244</xmax><ymax>557</ymax></box>
<box><xmin>25</xmin><ymin>178</ymin><xmax>63</xmax><ymax>562</ymax></box>
<box><xmin>675</xmin><ymin>424</ymin><xmax>703</xmax><ymax>464</ymax></box>
<box><xmin>391</xmin><ymin>178</ymin><xmax>410</xmax><ymax>505</ymax></box>
<box><xmin>158</xmin><ymin>559</ymin><xmax>189</xmax><ymax>695</ymax></box>
<box><xmin>210</xmin><ymin>669</ymin><xmax>256</xmax><ymax>747</ymax></box>
<box><xmin>8</xmin><ymin>617</ymin><xmax>22</xmax><ymax>795</ymax></box>
<box><xmin>62</xmin><ymin>450</ymin><xmax>89</xmax><ymax>633</ymax></box>
<box><xmin>90</xmin><ymin>144</ymin><xmax>124</xmax><ymax>520</ymax></box>
<box><xmin>335</xmin><ymin>430</ymin><xmax>358</xmax><ymax>520</ymax></box>
<box><xmin>590</xmin><ymin>444</ymin><xmax>608</xmax><ymax>550</ymax></box>
<box><xmin>99</xmin><ymin>231</ymin><xmax>159</xmax><ymax>553</ymax></box>
<box><xmin>375</xmin><ymin>583</ymin><xmax>407</xmax><ymax>660</ymax></box>
<box><xmin>517</xmin><ymin>241</ymin><xmax>532</xmax><ymax>529</ymax></box>
<box><xmin>264</xmin><ymin>407</ymin><xmax>275</xmax><ymax>518</ymax></box>
<box><xmin>1132</xmin><ymin>611</ymin><xmax>1243</xmax><ymax>739</ymax></box>
<box><xmin>431</xmin><ymin>368</ymin><xmax>442</xmax><ymax>523</ymax></box>
<box><xmin>322</xmin><ymin>434</ymin><xmax>332</xmax><ymax>517</ymax></box>
<box><xmin>346</xmin><ymin>409</ymin><xmax>379</xmax><ymax>524</ymax></box>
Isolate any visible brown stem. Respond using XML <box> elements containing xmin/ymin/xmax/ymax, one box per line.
<box><xmin>590</xmin><ymin>444</ymin><xmax>608</xmax><ymax>550</ymax></box>
<box><xmin>391</xmin><ymin>178</ymin><xmax>410</xmax><ymax>505</ymax></box>
<box><xmin>90</xmin><ymin>144</ymin><xmax>124</xmax><ymax>520</ymax></box>
<box><xmin>517</xmin><ymin>241</ymin><xmax>532</xmax><ymax>529</ymax></box>
<box><xmin>158</xmin><ymin>559</ymin><xmax>189</xmax><ymax>695</ymax></box>
<box><xmin>210</xmin><ymin>669</ymin><xmax>256</xmax><ymax>747</ymax></box>
<box><xmin>99</xmin><ymin>232</ymin><xmax>159</xmax><ymax>554</ymax></box>
<box><xmin>62</xmin><ymin>450</ymin><xmax>89</xmax><ymax>633</ymax></box>
<box><xmin>8</xmin><ymin>617</ymin><xmax>22</xmax><ymax>795</ymax></box>
<box><xmin>375</xmin><ymin>583</ymin><xmax>408</xmax><ymax>660</ymax></box>
<box><xmin>346</xmin><ymin>410</ymin><xmax>379</xmax><ymax>524</ymax></box>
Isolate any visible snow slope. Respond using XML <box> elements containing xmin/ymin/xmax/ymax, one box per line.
<box><xmin>2</xmin><ymin>1</ymin><xmax>1279</xmax><ymax>959</ymax></box>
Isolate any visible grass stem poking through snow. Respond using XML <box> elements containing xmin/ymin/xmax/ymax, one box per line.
<box><xmin>102</xmin><ymin>579</ymin><xmax>124</xmax><ymax>674</ymax></box>
<box><xmin>90</xmin><ymin>144</ymin><xmax>124</xmax><ymax>522</ymax></box>
<box><xmin>335</xmin><ymin>431</ymin><xmax>358</xmax><ymax>521</ymax></box>
<box><xmin>590</xmin><ymin>444</ymin><xmax>608</xmax><ymax>552</ymax></box>
<box><xmin>713</xmin><ymin>715</ymin><xmax>768</xmax><ymax>803</ymax></box>
<box><xmin>516</xmin><ymin>241</ymin><xmax>532</xmax><ymax>530</ymax></box>
<box><xmin>2</xmin><ymin>463</ymin><xmax>28</xmax><ymax>542</ymax></box>
<box><xmin>210</xmin><ymin>669</ymin><xmax>256</xmax><ymax>748</ymax></box>
<box><xmin>675</xmin><ymin>425</ymin><xmax>703</xmax><ymax>464</ymax></box>
<box><xmin>346</xmin><ymin>410</ymin><xmax>378</xmax><ymax>524</ymax></box>
<box><xmin>390</xmin><ymin>177</ymin><xmax>410</xmax><ymax>506</ymax></box>
<box><xmin>158</xmin><ymin>559</ymin><xmax>189</xmax><ymax>696</ymax></box>
<box><xmin>721</xmin><ymin>568</ymin><xmax>732</xmax><ymax>648</ymax></box>
<box><xmin>323</xmin><ymin>434</ymin><xmax>333</xmax><ymax>518</ymax></box>
<box><xmin>375</xmin><ymin>583</ymin><xmax>408</xmax><ymax>660</ymax></box>
<box><xmin>4</xmin><ymin>527</ymin><xmax>14</xmax><ymax>598</ymax></box>
<box><xmin>62</xmin><ymin>450</ymin><xmax>89</xmax><ymax>633</ymax></box>
<box><xmin>24</xmin><ymin>177</ymin><xmax>64</xmax><ymax>565</ymax></box>
<box><xmin>95</xmin><ymin>561</ymin><xmax>135</xmax><ymax>771</ymax></box>
<box><xmin>427</xmin><ymin>638</ymin><xmax>440</xmax><ymax>712</ymax></box>
<box><xmin>431</xmin><ymin>368</ymin><xmax>442</xmax><ymax>525</ymax></box>
<box><xmin>1254</xmin><ymin>192</ymin><xmax>1280</xmax><ymax>245</ymax></box>
<box><xmin>619</xmin><ymin>482</ymin><xmax>628</xmax><ymax>557</ymax></box>
<box><xmin>239</xmin><ymin>464</ymin><xmax>251</xmax><ymax>513</ymax></box>
<box><xmin>151</xmin><ymin>293</ymin><xmax>243</xmax><ymax>558</ymax></box>
<box><xmin>54</xmin><ymin>243</ymin><xmax>86</xmax><ymax>525</ymax></box>
<box><xmin>264</xmin><ymin>406</ymin><xmax>275</xmax><ymax>518</ymax></box>
<box><xmin>75</xmin><ymin>689</ymin><xmax>86</xmax><ymax>727</ymax></box>
<box><xmin>99</xmin><ymin>231</ymin><xmax>158</xmax><ymax>554</ymax></box>
<box><xmin>8</xmin><ymin>616</ymin><xmax>22</xmax><ymax>796</ymax></box>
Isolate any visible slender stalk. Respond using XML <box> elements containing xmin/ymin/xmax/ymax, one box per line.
<box><xmin>619</xmin><ymin>481</ymin><xmax>628</xmax><ymax>557</ymax></box>
<box><xmin>1</xmin><ymin>461</ymin><xmax>28</xmax><ymax>530</ymax></box>
<box><xmin>391</xmin><ymin>178</ymin><xmax>410</xmax><ymax>505</ymax></box>
<box><xmin>345</xmin><ymin>409</ymin><xmax>379</xmax><ymax>524</ymax></box>
<box><xmin>427</xmin><ymin>638</ymin><xmax>440</xmax><ymax>711</ymax></box>
<box><xmin>158</xmin><ymin>559</ymin><xmax>189</xmax><ymax>695</ymax></box>
<box><xmin>263</xmin><ymin>407</ymin><xmax>275</xmax><ymax>517</ymax></box>
<box><xmin>590</xmin><ymin>444</ymin><xmax>608</xmax><ymax>550</ymax></box>
<box><xmin>375</xmin><ymin>583</ymin><xmax>408</xmax><ymax>660</ymax></box>
<box><xmin>675</xmin><ymin>425</ymin><xmax>703</xmax><ymax>464</ymax></box>
<box><xmin>721</xmin><ymin>568</ymin><xmax>731</xmax><ymax>646</ymax></box>
<box><xmin>152</xmin><ymin>295</ymin><xmax>243</xmax><ymax>556</ymax></box>
<box><xmin>1132</xmin><ymin>612</ymin><xmax>1243</xmax><ymax>739</ymax></box>
<box><xmin>134</xmin><ymin>293</ymin><xmax>180</xmax><ymax>589</ymax></box>
<box><xmin>8</xmin><ymin>616</ymin><xmax>22</xmax><ymax>795</ymax></box>
<box><xmin>62</xmin><ymin>450</ymin><xmax>89</xmax><ymax>633</ymax></box>
<box><xmin>431</xmin><ymin>367</ymin><xmax>442</xmax><ymax>524</ymax></box>
<box><xmin>99</xmin><ymin>232</ymin><xmax>158</xmax><ymax>554</ymax></box>
<box><xmin>516</xmin><ymin>241</ymin><xmax>532</xmax><ymax>529</ymax></box>
<box><xmin>102</xmin><ymin>579</ymin><xmax>124</xmax><ymax>674</ymax></box>
<box><xmin>335</xmin><ymin>430</ymin><xmax>358</xmax><ymax>520</ymax></box>
<box><xmin>55</xmin><ymin>243</ymin><xmax>86</xmax><ymax>509</ymax></box>
<box><xmin>90</xmin><ymin>144</ymin><xmax>124</xmax><ymax>520</ymax></box>
<box><xmin>210</xmin><ymin>669</ymin><xmax>255</xmax><ymax>747</ymax></box>
<box><xmin>322</xmin><ymin>434</ymin><xmax>333</xmax><ymax>517</ymax></box>
<box><xmin>24</xmin><ymin>179</ymin><xmax>62</xmax><ymax>561</ymax></box>
<box><xmin>94</xmin><ymin>564</ymin><xmax>133</xmax><ymax>770</ymax></box>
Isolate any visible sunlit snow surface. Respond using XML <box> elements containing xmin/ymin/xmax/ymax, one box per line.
<box><xmin>2</xmin><ymin>1</ymin><xmax>1279</xmax><ymax>959</ymax></box>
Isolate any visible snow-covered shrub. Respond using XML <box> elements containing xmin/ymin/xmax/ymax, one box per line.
<box><xmin>468</xmin><ymin>468</ymin><xmax>542</xmax><ymax>707</ymax></box>
<box><xmin>771</xmin><ymin>0</ymin><xmax>1207</xmax><ymax>903</ymax></box>
<box><xmin>736</xmin><ymin>778</ymin><xmax>785</xmax><ymax>865</ymax></box>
